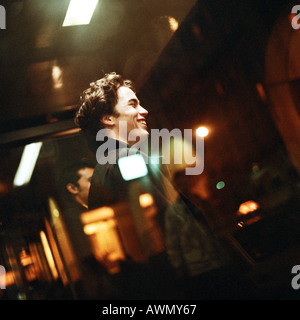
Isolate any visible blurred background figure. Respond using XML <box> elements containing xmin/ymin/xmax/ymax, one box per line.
<box><xmin>59</xmin><ymin>160</ymin><xmax>95</xmax><ymax>263</ymax></box>
<box><xmin>59</xmin><ymin>161</ymin><xmax>116</xmax><ymax>299</ymax></box>
<box><xmin>63</xmin><ymin>162</ymin><xmax>94</xmax><ymax>209</ymax></box>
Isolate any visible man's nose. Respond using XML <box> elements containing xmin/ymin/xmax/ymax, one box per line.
<box><xmin>138</xmin><ymin>105</ymin><xmax>148</xmax><ymax>116</ymax></box>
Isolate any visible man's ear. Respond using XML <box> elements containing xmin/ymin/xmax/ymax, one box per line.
<box><xmin>66</xmin><ymin>183</ymin><xmax>79</xmax><ymax>195</ymax></box>
<box><xmin>100</xmin><ymin>115</ymin><xmax>115</xmax><ymax>127</ymax></box>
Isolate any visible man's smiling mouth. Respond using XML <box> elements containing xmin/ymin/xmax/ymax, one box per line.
<box><xmin>138</xmin><ymin>119</ymin><xmax>147</xmax><ymax>126</ymax></box>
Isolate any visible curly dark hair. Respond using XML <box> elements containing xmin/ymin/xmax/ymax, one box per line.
<box><xmin>74</xmin><ymin>72</ymin><xmax>135</xmax><ymax>137</ymax></box>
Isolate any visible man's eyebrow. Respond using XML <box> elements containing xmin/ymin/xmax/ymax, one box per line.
<box><xmin>128</xmin><ymin>98</ymin><xmax>140</xmax><ymax>105</ymax></box>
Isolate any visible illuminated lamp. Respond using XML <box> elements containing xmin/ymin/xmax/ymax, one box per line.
<box><xmin>196</xmin><ymin>126</ymin><xmax>209</xmax><ymax>137</ymax></box>
<box><xmin>238</xmin><ymin>200</ymin><xmax>259</xmax><ymax>215</ymax></box>
<box><xmin>139</xmin><ymin>193</ymin><xmax>154</xmax><ymax>208</ymax></box>
<box><xmin>62</xmin><ymin>0</ymin><xmax>98</xmax><ymax>27</ymax></box>
<box><xmin>80</xmin><ymin>207</ymin><xmax>114</xmax><ymax>225</ymax></box>
<box><xmin>13</xmin><ymin>142</ymin><xmax>42</xmax><ymax>187</ymax></box>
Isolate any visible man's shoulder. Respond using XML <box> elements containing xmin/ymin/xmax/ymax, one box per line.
<box><xmin>92</xmin><ymin>161</ymin><xmax>120</xmax><ymax>189</ymax></box>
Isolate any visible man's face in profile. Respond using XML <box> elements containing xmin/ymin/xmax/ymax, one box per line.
<box><xmin>76</xmin><ymin>167</ymin><xmax>94</xmax><ymax>206</ymax></box>
<box><xmin>111</xmin><ymin>86</ymin><xmax>149</xmax><ymax>145</ymax></box>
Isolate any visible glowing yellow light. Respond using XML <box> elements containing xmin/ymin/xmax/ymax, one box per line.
<box><xmin>5</xmin><ymin>271</ymin><xmax>15</xmax><ymax>287</ymax></box>
<box><xmin>167</xmin><ymin>16</ymin><xmax>178</xmax><ymax>32</ymax></box>
<box><xmin>62</xmin><ymin>0</ymin><xmax>98</xmax><ymax>27</ymax></box>
<box><xmin>48</xmin><ymin>197</ymin><xmax>60</xmax><ymax>218</ymax></box>
<box><xmin>80</xmin><ymin>207</ymin><xmax>114</xmax><ymax>225</ymax></box>
<box><xmin>139</xmin><ymin>193</ymin><xmax>154</xmax><ymax>208</ymax></box>
<box><xmin>52</xmin><ymin>65</ymin><xmax>63</xmax><ymax>89</ymax></box>
<box><xmin>19</xmin><ymin>248</ymin><xmax>33</xmax><ymax>267</ymax></box>
<box><xmin>196</xmin><ymin>126</ymin><xmax>209</xmax><ymax>137</ymax></box>
<box><xmin>40</xmin><ymin>231</ymin><xmax>59</xmax><ymax>280</ymax></box>
<box><xmin>238</xmin><ymin>200</ymin><xmax>259</xmax><ymax>215</ymax></box>
<box><xmin>83</xmin><ymin>222</ymin><xmax>103</xmax><ymax>235</ymax></box>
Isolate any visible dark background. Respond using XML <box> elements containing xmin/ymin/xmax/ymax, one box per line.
<box><xmin>0</xmin><ymin>0</ymin><xmax>300</xmax><ymax>300</ymax></box>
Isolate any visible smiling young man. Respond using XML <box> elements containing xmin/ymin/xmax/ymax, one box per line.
<box><xmin>74</xmin><ymin>72</ymin><xmax>154</xmax><ymax>206</ymax></box>
<box><xmin>74</xmin><ymin>72</ymin><xmax>170</xmax><ymax>246</ymax></box>
<box><xmin>74</xmin><ymin>73</ymin><xmax>251</xmax><ymax>299</ymax></box>
<box><xmin>100</xmin><ymin>85</ymin><xmax>149</xmax><ymax>146</ymax></box>
<box><xmin>75</xmin><ymin>73</ymin><xmax>149</xmax><ymax>151</ymax></box>
<box><xmin>74</xmin><ymin>72</ymin><xmax>175</xmax><ymax>299</ymax></box>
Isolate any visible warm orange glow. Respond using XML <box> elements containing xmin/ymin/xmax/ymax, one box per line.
<box><xmin>40</xmin><ymin>231</ymin><xmax>59</xmax><ymax>280</ymax></box>
<box><xmin>19</xmin><ymin>248</ymin><xmax>33</xmax><ymax>267</ymax></box>
<box><xmin>256</xmin><ymin>83</ymin><xmax>267</xmax><ymax>102</ymax></box>
<box><xmin>0</xmin><ymin>181</ymin><xmax>9</xmax><ymax>194</ymax></box>
<box><xmin>5</xmin><ymin>271</ymin><xmax>15</xmax><ymax>287</ymax></box>
<box><xmin>289</xmin><ymin>13</ymin><xmax>297</xmax><ymax>23</ymax></box>
<box><xmin>196</xmin><ymin>126</ymin><xmax>209</xmax><ymax>137</ymax></box>
<box><xmin>238</xmin><ymin>200</ymin><xmax>260</xmax><ymax>215</ymax></box>
<box><xmin>81</xmin><ymin>206</ymin><xmax>125</xmax><ymax>274</ymax></box>
<box><xmin>83</xmin><ymin>219</ymin><xmax>125</xmax><ymax>274</ymax></box>
<box><xmin>237</xmin><ymin>216</ymin><xmax>261</xmax><ymax>227</ymax></box>
<box><xmin>44</xmin><ymin>218</ymin><xmax>69</xmax><ymax>285</ymax></box>
<box><xmin>83</xmin><ymin>221</ymin><xmax>110</xmax><ymax>235</ymax></box>
<box><xmin>167</xmin><ymin>16</ymin><xmax>178</xmax><ymax>32</ymax></box>
<box><xmin>52</xmin><ymin>65</ymin><xmax>63</xmax><ymax>89</ymax></box>
<box><xmin>139</xmin><ymin>193</ymin><xmax>154</xmax><ymax>208</ymax></box>
<box><xmin>19</xmin><ymin>248</ymin><xmax>37</xmax><ymax>282</ymax></box>
<box><xmin>24</xmin><ymin>265</ymin><xmax>37</xmax><ymax>282</ymax></box>
<box><xmin>29</xmin><ymin>242</ymin><xmax>52</xmax><ymax>282</ymax></box>
<box><xmin>80</xmin><ymin>206</ymin><xmax>114</xmax><ymax>225</ymax></box>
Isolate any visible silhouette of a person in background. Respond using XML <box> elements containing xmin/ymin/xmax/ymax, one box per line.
<box><xmin>60</xmin><ymin>161</ymin><xmax>116</xmax><ymax>299</ymax></box>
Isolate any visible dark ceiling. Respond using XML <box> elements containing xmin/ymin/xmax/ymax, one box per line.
<box><xmin>0</xmin><ymin>0</ymin><xmax>196</xmax><ymax>133</ymax></box>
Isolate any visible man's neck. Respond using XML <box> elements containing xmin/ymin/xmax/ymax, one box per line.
<box><xmin>103</xmin><ymin>128</ymin><xmax>131</xmax><ymax>146</ymax></box>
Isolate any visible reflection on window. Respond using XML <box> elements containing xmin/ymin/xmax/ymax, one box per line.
<box><xmin>13</xmin><ymin>142</ymin><xmax>42</xmax><ymax>187</ymax></box>
<box><xmin>48</xmin><ymin>197</ymin><xmax>80</xmax><ymax>283</ymax></box>
<box><xmin>80</xmin><ymin>207</ymin><xmax>125</xmax><ymax>274</ymax></box>
<box><xmin>40</xmin><ymin>230</ymin><xmax>59</xmax><ymax>280</ymax></box>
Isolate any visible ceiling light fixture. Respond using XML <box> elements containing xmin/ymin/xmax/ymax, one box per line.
<box><xmin>62</xmin><ymin>0</ymin><xmax>99</xmax><ymax>27</ymax></box>
<box><xmin>13</xmin><ymin>142</ymin><xmax>42</xmax><ymax>187</ymax></box>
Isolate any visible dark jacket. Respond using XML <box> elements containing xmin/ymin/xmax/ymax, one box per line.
<box><xmin>88</xmin><ymin>138</ymin><xmax>170</xmax><ymax>261</ymax></box>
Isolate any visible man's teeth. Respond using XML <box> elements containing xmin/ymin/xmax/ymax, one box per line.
<box><xmin>139</xmin><ymin>120</ymin><xmax>146</xmax><ymax>125</ymax></box>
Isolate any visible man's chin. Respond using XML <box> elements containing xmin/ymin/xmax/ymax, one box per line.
<box><xmin>136</xmin><ymin>128</ymin><xmax>149</xmax><ymax>137</ymax></box>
